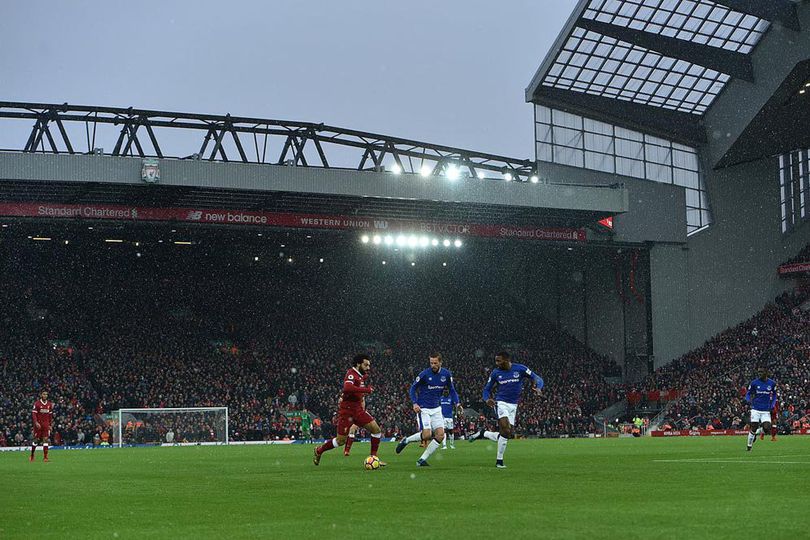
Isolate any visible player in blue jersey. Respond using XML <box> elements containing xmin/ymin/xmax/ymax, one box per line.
<box><xmin>395</xmin><ymin>353</ymin><xmax>462</xmax><ymax>466</ymax></box>
<box><xmin>744</xmin><ymin>367</ymin><xmax>777</xmax><ymax>451</ymax></box>
<box><xmin>469</xmin><ymin>351</ymin><xmax>543</xmax><ymax>468</ymax></box>
<box><xmin>440</xmin><ymin>393</ymin><xmax>459</xmax><ymax>449</ymax></box>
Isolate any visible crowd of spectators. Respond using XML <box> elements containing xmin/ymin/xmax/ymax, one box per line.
<box><xmin>0</xmin><ymin>241</ymin><xmax>624</xmax><ymax>445</ymax></box>
<box><xmin>631</xmin><ymin>290</ymin><xmax>810</xmax><ymax>431</ymax></box>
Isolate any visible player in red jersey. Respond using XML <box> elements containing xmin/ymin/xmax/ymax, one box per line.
<box><xmin>31</xmin><ymin>390</ymin><xmax>54</xmax><ymax>462</ymax></box>
<box><xmin>313</xmin><ymin>354</ymin><xmax>386</xmax><ymax>466</ymax></box>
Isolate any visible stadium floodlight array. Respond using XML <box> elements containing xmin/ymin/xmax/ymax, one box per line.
<box><xmin>114</xmin><ymin>407</ymin><xmax>229</xmax><ymax>447</ymax></box>
<box><xmin>360</xmin><ymin>234</ymin><xmax>462</xmax><ymax>248</ymax></box>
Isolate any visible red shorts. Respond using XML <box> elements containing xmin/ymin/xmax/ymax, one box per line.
<box><xmin>336</xmin><ymin>408</ymin><xmax>374</xmax><ymax>436</ymax></box>
<box><xmin>34</xmin><ymin>426</ymin><xmax>51</xmax><ymax>440</ymax></box>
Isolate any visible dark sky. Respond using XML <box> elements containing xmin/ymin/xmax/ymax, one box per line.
<box><xmin>1</xmin><ymin>1</ymin><xmax>578</xmax><ymax>159</ymax></box>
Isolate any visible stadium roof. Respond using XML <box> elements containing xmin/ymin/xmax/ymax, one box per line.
<box><xmin>527</xmin><ymin>0</ymin><xmax>801</xmax><ymax>144</ymax></box>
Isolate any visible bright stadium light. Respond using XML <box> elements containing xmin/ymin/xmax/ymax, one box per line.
<box><xmin>411</xmin><ymin>262</ymin><xmax>416</xmax><ymax>266</ymax></box>
<box><xmin>254</xmin><ymin>256</ymin><xmax>259</xmax><ymax>261</ymax></box>
<box><xmin>390</xmin><ymin>164</ymin><xmax>402</xmax><ymax>175</ymax></box>
<box><xmin>396</xmin><ymin>235</ymin><xmax>406</xmax><ymax>246</ymax></box>
<box><xmin>319</xmin><ymin>258</ymin><xmax>324</xmax><ymax>263</ymax></box>
<box><xmin>288</xmin><ymin>257</ymin><xmax>293</xmax><ymax>263</ymax></box>
<box><xmin>504</xmin><ymin>172</ymin><xmax>513</xmax><ymax>182</ymax></box>
<box><xmin>477</xmin><ymin>171</ymin><xmax>486</xmax><ymax>180</ymax></box>
<box><xmin>419</xmin><ymin>236</ymin><xmax>430</xmax><ymax>247</ymax></box>
<box><xmin>420</xmin><ymin>165</ymin><xmax>432</xmax><ymax>177</ymax></box>
<box><xmin>443</xmin><ymin>262</ymin><xmax>447</xmax><ymax>267</ymax></box>
<box><xmin>407</xmin><ymin>235</ymin><xmax>418</xmax><ymax>248</ymax></box>
<box><xmin>382</xmin><ymin>260</ymin><xmax>387</xmax><ymax>265</ymax></box>
<box><xmin>445</xmin><ymin>164</ymin><xmax>460</xmax><ymax>181</ymax></box>
<box><xmin>372</xmin><ymin>235</ymin><xmax>382</xmax><ymax>245</ymax></box>
<box><xmin>442</xmin><ymin>239</ymin><xmax>451</xmax><ymax>247</ymax></box>
<box><xmin>384</xmin><ymin>235</ymin><xmax>394</xmax><ymax>245</ymax></box>
<box><xmin>431</xmin><ymin>238</ymin><xmax>439</xmax><ymax>246</ymax></box>
<box><xmin>361</xmin><ymin>235</ymin><xmax>370</xmax><ymax>244</ymax></box>
<box><xmin>530</xmin><ymin>175</ymin><xmax>539</xmax><ymax>183</ymax></box>
<box><xmin>454</xmin><ymin>239</ymin><xmax>463</xmax><ymax>248</ymax></box>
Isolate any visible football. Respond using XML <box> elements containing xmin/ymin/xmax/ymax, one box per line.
<box><xmin>363</xmin><ymin>455</ymin><xmax>381</xmax><ymax>470</ymax></box>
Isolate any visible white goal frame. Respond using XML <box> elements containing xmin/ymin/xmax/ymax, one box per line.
<box><xmin>116</xmin><ymin>407</ymin><xmax>229</xmax><ymax>447</ymax></box>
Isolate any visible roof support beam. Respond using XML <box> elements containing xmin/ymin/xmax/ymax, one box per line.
<box><xmin>533</xmin><ymin>85</ymin><xmax>707</xmax><ymax>145</ymax></box>
<box><xmin>710</xmin><ymin>0</ymin><xmax>800</xmax><ymax>32</ymax></box>
<box><xmin>577</xmin><ymin>18</ymin><xmax>754</xmax><ymax>82</ymax></box>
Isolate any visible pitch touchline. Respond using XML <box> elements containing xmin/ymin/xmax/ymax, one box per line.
<box><xmin>651</xmin><ymin>454</ymin><xmax>807</xmax><ymax>462</ymax></box>
<box><xmin>653</xmin><ymin>459</ymin><xmax>810</xmax><ymax>464</ymax></box>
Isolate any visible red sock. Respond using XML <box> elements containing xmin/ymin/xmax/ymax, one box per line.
<box><xmin>344</xmin><ymin>435</ymin><xmax>355</xmax><ymax>455</ymax></box>
<box><xmin>43</xmin><ymin>445</ymin><xmax>49</xmax><ymax>459</ymax></box>
<box><xmin>771</xmin><ymin>426</ymin><xmax>777</xmax><ymax>439</ymax></box>
<box><xmin>370</xmin><ymin>434</ymin><xmax>381</xmax><ymax>456</ymax></box>
<box><xmin>317</xmin><ymin>438</ymin><xmax>336</xmax><ymax>455</ymax></box>
<box><xmin>30</xmin><ymin>445</ymin><xmax>36</xmax><ymax>458</ymax></box>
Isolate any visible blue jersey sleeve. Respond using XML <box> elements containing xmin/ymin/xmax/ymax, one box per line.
<box><xmin>516</xmin><ymin>364</ymin><xmax>543</xmax><ymax>389</ymax></box>
<box><xmin>409</xmin><ymin>370</ymin><xmax>426</xmax><ymax>403</ymax></box>
<box><xmin>482</xmin><ymin>371</ymin><xmax>497</xmax><ymax>401</ymax></box>
<box><xmin>744</xmin><ymin>383</ymin><xmax>753</xmax><ymax>403</ymax></box>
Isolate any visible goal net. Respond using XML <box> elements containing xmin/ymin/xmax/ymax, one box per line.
<box><xmin>113</xmin><ymin>407</ymin><xmax>229</xmax><ymax>447</ymax></box>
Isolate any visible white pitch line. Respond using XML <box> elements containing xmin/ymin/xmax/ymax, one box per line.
<box><xmin>654</xmin><ymin>459</ymin><xmax>810</xmax><ymax>464</ymax></box>
<box><xmin>653</xmin><ymin>454</ymin><xmax>807</xmax><ymax>462</ymax></box>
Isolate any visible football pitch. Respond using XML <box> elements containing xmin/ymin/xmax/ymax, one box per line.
<box><xmin>1</xmin><ymin>437</ymin><xmax>808</xmax><ymax>539</ymax></box>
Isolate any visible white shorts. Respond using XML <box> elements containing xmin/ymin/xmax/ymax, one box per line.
<box><xmin>444</xmin><ymin>418</ymin><xmax>454</xmax><ymax>430</ymax></box>
<box><xmin>417</xmin><ymin>407</ymin><xmax>444</xmax><ymax>431</ymax></box>
<box><xmin>496</xmin><ymin>401</ymin><xmax>518</xmax><ymax>425</ymax></box>
<box><xmin>750</xmin><ymin>410</ymin><xmax>772</xmax><ymax>424</ymax></box>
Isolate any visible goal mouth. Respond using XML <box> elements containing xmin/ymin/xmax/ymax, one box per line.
<box><xmin>112</xmin><ymin>407</ymin><xmax>229</xmax><ymax>447</ymax></box>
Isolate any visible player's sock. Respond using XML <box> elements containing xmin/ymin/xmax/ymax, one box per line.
<box><xmin>43</xmin><ymin>444</ymin><xmax>48</xmax><ymax>460</ymax></box>
<box><xmin>30</xmin><ymin>445</ymin><xmax>36</xmax><ymax>460</ymax></box>
<box><xmin>370</xmin><ymin>433</ymin><xmax>381</xmax><ymax>456</ymax></box>
<box><xmin>344</xmin><ymin>434</ymin><xmax>355</xmax><ymax>455</ymax></box>
<box><xmin>746</xmin><ymin>431</ymin><xmax>756</xmax><ymax>448</ymax></box>
<box><xmin>442</xmin><ymin>432</ymin><xmax>447</xmax><ymax>449</ymax></box>
<box><xmin>483</xmin><ymin>430</ymin><xmax>499</xmax><ymax>442</ymax></box>
<box><xmin>771</xmin><ymin>426</ymin><xmax>777</xmax><ymax>440</ymax></box>
<box><xmin>449</xmin><ymin>433</ymin><xmax>455</xmax><ymax>447</ymax></box>
<box><xmin>418</xmin><ymin>439</ymin><xmax>440</xmax><ymax>463</ymax></box>
<box><xmin>317</xmin><ymin>437</ymin><xmax>338</xmax><ymax>455</ymax></box>
<box><xmin>496</xmin><ymin>436</ymin><xmax>508</xmax><ymax>460</ymax></box>
<box><xmin>405</xmin><ymin>432</ymin><xmax>423</xmax><ymax>444</ymax></box>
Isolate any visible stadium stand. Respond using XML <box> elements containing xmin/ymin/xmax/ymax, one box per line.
<box><xmin>630</xmin><ymin>290</ymin><xmax>810</xmax><ymax>431</ymax></box>
<box><xmin>0</xmin><ymin>244</ymin><xmax>622</xmax><ymax>446</ymax></box>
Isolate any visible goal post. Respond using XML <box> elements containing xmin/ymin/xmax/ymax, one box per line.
<box><xmin>114</xmin><ymin>407</ymin><xmax>229</xmax><ymax>447</ymax></box>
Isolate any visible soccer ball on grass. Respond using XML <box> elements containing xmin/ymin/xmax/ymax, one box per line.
<box><xmin>364</xmin><ymin>455</ymin><xmax>381</xmax><ymax>470</ymax></box>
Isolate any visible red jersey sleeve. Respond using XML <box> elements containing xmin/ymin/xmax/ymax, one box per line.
<box><xmin>341</xmin><ymin>369</ymin><xmax>372</xmax><ymax>402</ymax></box>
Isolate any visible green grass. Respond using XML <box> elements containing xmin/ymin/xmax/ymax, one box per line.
<box><xmin>1</xmin><ymin>437</ymin><xmax>808</xmax><ymax>539</ymax></box>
